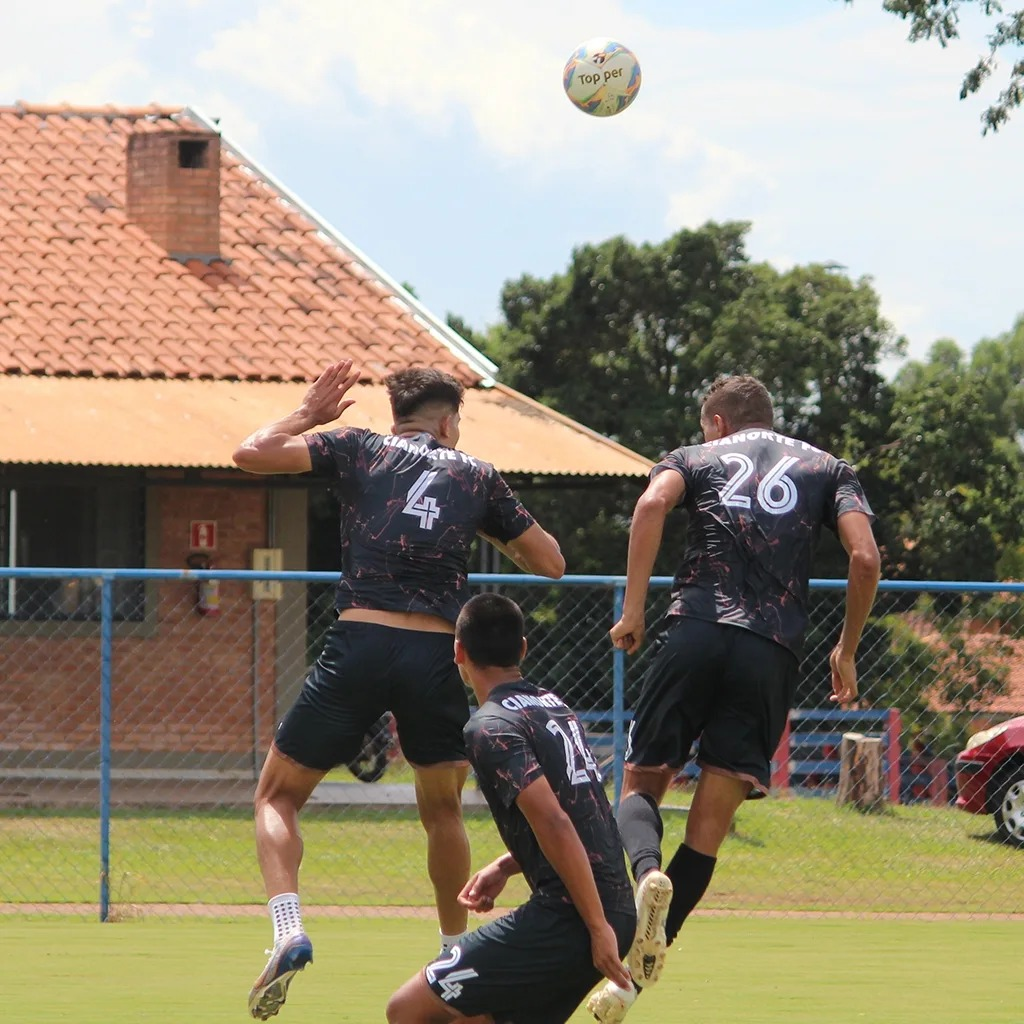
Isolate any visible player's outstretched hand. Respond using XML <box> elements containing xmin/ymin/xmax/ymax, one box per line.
<box><xmin>609</xmin><ymin>614</ymin><xmax>645</xmax><ymax>656</ymax></box>
<box><xmin>458</xmin><ymin>861</ymin><xmax>509</xmax><ymax>913</ymax></box>
<box><xmin>300</xmin><ymin>359</ymin><xmax>361</xmax><ymax>426</ymax></box>
<box><xmin>829</xmin><ymin>645</ymin><xmax>858</xmax><ymax>705</ymax></box>
<box><xmin>589</xmin><ymin>920</ymin><xmax>632</xmax><ymax>990</ymax></box>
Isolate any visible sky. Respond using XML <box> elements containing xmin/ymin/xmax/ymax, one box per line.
<box><xmin>3</xmin><ymin>0</ymin><xmax>1023</xmax><ymax>371</ymax></box>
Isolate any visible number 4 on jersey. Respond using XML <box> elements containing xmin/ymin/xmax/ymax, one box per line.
<box><xmin>403</xmin><ymin>470</ymin><xmax>442</xmax><ymax>530</ymax></box>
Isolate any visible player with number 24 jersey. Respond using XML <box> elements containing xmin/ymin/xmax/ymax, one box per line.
<box><xmin>466</xmin><ymin>683</ymin><xmax>635</xmax><ymax>913</ymax></box>
<box><xmin>235</xmin><ymin>364</ymin><xmax>566</xmax><ymax>1021</ymax></box>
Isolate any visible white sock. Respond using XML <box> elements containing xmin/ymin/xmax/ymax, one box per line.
<box><xmin>439</xmin><ymin>930</ymin><xmax>466</xmax><ymax>955</ymax></box>
<box><xmin>268</xmin><ymin>892</ymin><xmax>304</xmax><ymax>946</ymax></box>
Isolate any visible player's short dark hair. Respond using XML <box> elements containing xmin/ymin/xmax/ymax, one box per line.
<box><xmin>702</xmin><ymin>375</ymin><xmax>774</xmax><ymax>429</ymax></box>
<box><xmin>456</xmin><ymin>593</ymin><xmax>526</xmax><ymax>669</ymax></box>
<box><xmin>385</xmin><ymin>367</ymin><xmax>465</xmax><ymax>419</ymax></box>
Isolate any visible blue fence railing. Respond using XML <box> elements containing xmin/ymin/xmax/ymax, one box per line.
<box><xmin>2</xmin><ymin>567</ymin><xmax>1023</xmax><ymax>920</ymax></box>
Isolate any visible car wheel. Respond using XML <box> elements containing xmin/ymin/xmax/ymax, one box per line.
<box><xmin>993</xmin><ymin>772</ymin><xmax>1024</xmax><ymax>847</ymax></box>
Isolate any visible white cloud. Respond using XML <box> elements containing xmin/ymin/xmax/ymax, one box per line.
<box><xmin>0</xmin><ymin>1</ymin><xmax>125</xmax><ymax>99</ymax></box>
<box><xmin>3</xmin><ymin>0</ymin><xmax>1023</xmax><ymax>360</ymax></box>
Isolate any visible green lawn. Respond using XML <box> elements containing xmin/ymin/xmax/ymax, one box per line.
<box><xmin>2</xmin><ymin>792</ymin><xmax>1021</xmax><ymax>914</ymax></box>
<box><xmin>10</xmin><ymin>917</ymin><xmax>1021</xmax><ymax>1024</ymax></box>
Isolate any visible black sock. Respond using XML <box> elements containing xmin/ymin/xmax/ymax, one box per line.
<box><xmin>616</xmin><ymin>792</ymin><xmax>664</xmax><ymax>882</ymax></box>
<box><xmin>663</xmin><ymin>842</ymin><xmax>716</xmax><ymax>945</ymax></box>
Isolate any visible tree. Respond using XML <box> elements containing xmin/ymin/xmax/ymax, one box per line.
<box><xmin>484</xmin><ymin>222</ymin><xmax>903</xmax><ymax>577</ymax></box>
<box><xmin>445</xmin><ymin>312</ymin><xmax>489</xmax><ymax>353</ymax></box>
<box><xmin>484</xmin><ymin>222</ymin><xmax>754</xmax><ymax>463</ymax></box>
<box><xmin>865</xmin><ymin>0</ymin><xmax>1024</xmax><ymax>133</ymax></box>
<box><xmin>873</xmin><ymin>338</ymin><xmax>1024</xmax><ymax>582</ymax></box>
<box><xmin>703</xmin><ymin>262</ymin><xmax>900</xmax><ymax>454</ymax></box>
<box><xmin>970</xmin><ymin>314</ymin><xmax>1024</xmax><ymax>436</ymax></box>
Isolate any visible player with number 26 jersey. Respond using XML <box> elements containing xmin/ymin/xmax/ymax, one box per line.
<box><xmin>657</xmin><ymin>428</ymin><xmax>873</xmax><ymax>658</ymax></box>
<box><xmin>589</xmin><ymin>376</ymin><xmax>880</xmax><ymax>1024</ymax></box>
<box><xmin>307</xmin><ymin>426</ymin><xmax>535</xmax><ymax>624</ymax></box>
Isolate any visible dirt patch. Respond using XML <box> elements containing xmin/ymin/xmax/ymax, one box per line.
<box><xmin>2</xmin><ymin>902</ymin><xmax>1021</xmax><ymax>921</ymax></box>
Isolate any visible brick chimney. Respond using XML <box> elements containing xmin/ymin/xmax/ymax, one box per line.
<box><xmin>126</xmin><ymin>131</ymin><xmax>221</xmax><ymax>261</ymax></box>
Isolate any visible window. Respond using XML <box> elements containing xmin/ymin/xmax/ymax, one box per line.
<box><xmin>0</xmin><ymin>481</ymin><xmax>146</xmax><ymax>621</ymax></box>
<box><xmin>178</xmin><ymin>139</ymin><xmax>209</xmax><ymax>169</ymax></box>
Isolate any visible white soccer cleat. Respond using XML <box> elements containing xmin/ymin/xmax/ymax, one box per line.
<box><xmin>586</xmin><ymin>978</ymin><xmax>637</xmax><ymax>1024</ymax></box>
<box><xmin>628</xmin><ymin>869</ymin><xmax>673</xmax><ymax>989</ymax></box>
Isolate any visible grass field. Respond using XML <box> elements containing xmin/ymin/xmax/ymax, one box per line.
<box><xmin>3</xmin><ymin>792</ymin><xmax>1022</xmax><ymax>914</ymax></box>
<box><xmin>11</xmin><ymin>916</ymin><xmax>1020</xmax><ymax>1023</ymax></box>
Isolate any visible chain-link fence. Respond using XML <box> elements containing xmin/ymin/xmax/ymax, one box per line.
<box><xmin>1</xmin><ymin>568</ymin><xmax>1022</xmax><ymax>920</ymax></box>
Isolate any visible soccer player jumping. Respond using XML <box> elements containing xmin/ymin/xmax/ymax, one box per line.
<box><xmin>588</xmin><ymin>375</ymin><xmax>880</xmax><ymax>1023</ymax></box>
<box><xmin>233</xmin><ymin>361</ymin><xmax>565</xmax><ymax>1020</ymax></box>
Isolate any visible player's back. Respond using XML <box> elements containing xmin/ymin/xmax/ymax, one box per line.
<box><xmin>466</xmin><ymin>681</ymin><xmax>633</xmax><ymax>912</ymax></box>
<box><xmin>307</xmin><ymin>427</ymin><xmax>532</xmax><ymax>623</ymax></box>
<box><xmin>659</xmin><ymin>428</ymin><xmax>871</xmax><ymax>655</ymax></box>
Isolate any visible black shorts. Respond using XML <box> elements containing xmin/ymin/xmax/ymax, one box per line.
<box><xmin>273</xmin><ymin>620</ymin><xmax>468</xmax><ymax>771</ymax></box>
<box><xmin>626</xmin><ymin>617</ymin><xmax>798</xmax><ymax>794</ymax></box>
<box><xmin>424</xmin><ymin>898</ymin><xmax>636</xmax><ymax>1024</ymax></box>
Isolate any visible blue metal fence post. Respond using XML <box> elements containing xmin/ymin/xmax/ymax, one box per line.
<box><xmin>612</xmin><ymin>584</ymin><xmax>626</xmax><ymax>810</ymax></box>
<box><xmin>99</xmin><ymin>576</ymin><xmax>113</xmax><ymax>922</ymax></box>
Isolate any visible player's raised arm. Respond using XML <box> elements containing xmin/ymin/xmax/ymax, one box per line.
<box><xmin>515</xmin><ymin>775</ymin><xmax>631</xmax><ymax>989</ymax></box>
<box><xmin>610</xmin><ymin>468</ymin><xmax>686</xmax><ymax>655</ymax></box>
<box><xmin>233</xmin><ymin>359</ymin><xmax>360</xmax><ymax>475</ymax></box>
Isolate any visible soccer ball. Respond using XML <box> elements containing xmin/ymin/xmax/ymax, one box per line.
<box><xmin>563</xmin><ymin>38</ymin><xmax>641</xmax><ymax>117</ymax></box>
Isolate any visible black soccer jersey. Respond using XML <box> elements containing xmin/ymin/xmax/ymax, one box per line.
<box><xmin>306</xmin><ymin>428</ymin><xmax>535</xmax><ymax>624</ymax></box>
<box><xmin>655</xmin><ymin>428</ymin><xmax>874</xmax><ymax>657</ymax></box>
<box><xmin>465</xmin><ymin>680</ymin><xmax>634</xmax><ymax>914</ymax></box>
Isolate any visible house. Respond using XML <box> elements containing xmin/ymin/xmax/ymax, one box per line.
<box><xmin>0</xmin><ymin>102</ymin><xmax>651</xmax><ymax>779</ymax></box>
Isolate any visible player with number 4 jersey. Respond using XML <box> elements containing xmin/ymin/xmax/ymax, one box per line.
<box><xmin>588</xmin><ymin>374</ymin><xmax>881</xmax><ymax>1024</ymax></box>
<box><xmin>233</xmin><ymin>362</ymin><xmax>564</xmax><ymax>1020</ymax></box>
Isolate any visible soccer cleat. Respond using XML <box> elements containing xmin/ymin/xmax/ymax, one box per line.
<box><xmin>628</xmin><ymin>870</ymin><xmax>673</xmax><ymax>989</ymax></box>
<box><xmin>247</xmin><ymin>933</ymin><xmax>314</xmax><ymax>1020</ymax></box>
<box><xmin>586</xmin><ymin>978</ymin><xmax>637</xmax><ymax>1024</ymax></box>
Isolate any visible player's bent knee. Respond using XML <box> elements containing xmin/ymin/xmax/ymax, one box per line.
<box><xmin>386</xmin><ymin>976</ymin><xmax>456</xmax><ymax>1024</ymax></box>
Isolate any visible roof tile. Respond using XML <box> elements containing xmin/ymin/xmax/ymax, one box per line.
<box><xmin>0</xmin><ymin>104</ymin><xmax>483</xmax><ymax>385</ymax></box>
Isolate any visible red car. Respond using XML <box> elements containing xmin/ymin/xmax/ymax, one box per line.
<box><xmin>955</xmin><ymin>715</ymin><xmax>1024</xmax><ymax>846</ymax></box>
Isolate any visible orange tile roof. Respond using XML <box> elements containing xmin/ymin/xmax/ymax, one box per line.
<box><xmin>918</xmin><ymin>623</ymin><xmax>1024</xmax><ymax>715</ymax></box>
<box><xmin>0</xmin><ymin>102</ymin><xmax>492</xmax><ymax>385</ymax></box>
<box><xmin>0</xmin><ymin>376</ymin><xmax>655</xmax><ymax>478</ymax></box>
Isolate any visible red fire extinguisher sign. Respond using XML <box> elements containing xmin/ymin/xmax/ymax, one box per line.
<box><xmin>190</xmin><ymin>520</ymin><xmax>218</xmax><ymax>551</ymax></box>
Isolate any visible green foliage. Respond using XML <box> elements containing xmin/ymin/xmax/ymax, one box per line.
<box><xmin>456</xmin><ymin>220</ymin><xmax>1024</xmax><ymax>732</ymax></box>
<box><xmin>867</xmin><ymin>0</ymin><xmax>1024</xmax><ymax>132</ymax></box>
<box><xmin>486</xmin><ymin>222</ymin><xmax>754</xmax><ymax>462</ymax></box>
<box><xmin>704</xmin><ymin>262</ymin><xmax>900</xmax><ymax>454</ymax></box>
<box><xmin>970</xmin><ymin>314</ymin><xmax>1024</xmax><ymax>434</ymax></box>
<box><xmin>445</xmin><ymin>311</ymin><xmax>489</xmax><ymax>352</ymax></box>
<box><xmin>800</xmin><ymin>595</ymin><xmax>1009</xmax><ymax>761</ymax></box>
<box><xmin>486</xmin><ymin>222</ymin><xmax>906</xmax><ymax>578</ymax></box>
<box><xmin>873</xmin><ymin>338</ymin><xmax>1024</xmax><ymax>580</ymax></box>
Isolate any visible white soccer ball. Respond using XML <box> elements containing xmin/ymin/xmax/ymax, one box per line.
<box><xmin>563</xmin><ymin>38</ymin><xmax>642</xmax><ymax>117</ymax></box>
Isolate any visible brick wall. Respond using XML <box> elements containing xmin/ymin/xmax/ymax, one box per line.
<box><xmin>1</xmin><ymin>483</ymin><xmax>284</xmax><ymax>766</ymax></box>
<box><xmin>126</xmin><ymin>131</ymin><xmax>221</xmax><ymax>260</ymax></box>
